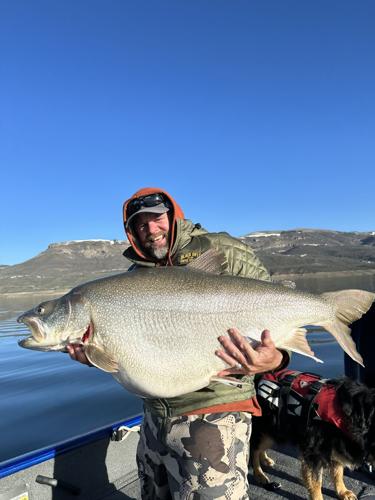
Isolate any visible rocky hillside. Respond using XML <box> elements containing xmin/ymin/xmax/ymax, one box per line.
<box><xmin>1</xmin><ymin>230</ymin><xmax>374</xmax><ymax>295</ymax></box>
<box><xmin>241</xmin><ymin>229</ymin><xmax>375</xmax><ymax>292</ymax></box>
<box><xmin>0</xmin><ymin>240</ymin><xmax>131</xmax><ymax>294</ymax></box>
<box><xmin>242</xmin><ymin>229</ymin><xmax>375</xmax><ymax>274</ymax></box>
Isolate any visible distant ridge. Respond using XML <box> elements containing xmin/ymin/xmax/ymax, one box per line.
<box><xmin>48</xmin><ymin>239</ymin><xmax>123</xmax><ymax>247</ymax></box>
<box><xmin>241</xmin><ymin>229</ymin><xmax>375</xmax><ymax>292</ymax></box>
<box><xmin>241</xmin><ymin>228</ymin><xmax>375</xmax><ymax>274</ymax></box>
<box><xmin>0</xmin><ymin>230</ymin><xmax>374</xmax><ymax>295</ymax></box>
<box><xmin>0</xmin><ymin>239</ymin><xmax>131</xmax><ymax>295</ymax></box>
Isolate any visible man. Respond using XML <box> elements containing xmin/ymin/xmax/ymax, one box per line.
<box><xmin>68</xmin><ymin>187</ymin><xmax>288</xmax><ymax>499</ymax></box>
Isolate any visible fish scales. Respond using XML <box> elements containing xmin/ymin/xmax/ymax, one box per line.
<box><xmin>18</xmin><ymin>265</ymin><xmax>375</xmax><ymax>398</ymax></box>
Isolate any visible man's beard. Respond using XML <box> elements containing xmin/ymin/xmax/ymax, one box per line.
<box><xmin>144</xmin><ymin>233</ymin><xmax>169</xmax><ymax>260</ymax></box>
<box><xmin>148</xmin><ymin>245</ymin><xmax>169</xmax><ymax>260</ymax></box>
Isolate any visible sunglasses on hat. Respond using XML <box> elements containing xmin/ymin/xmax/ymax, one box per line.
<box><xmin>127</xmin><ymin>193</ymin><xmax>170</xmax><ymax>217</ymax></box>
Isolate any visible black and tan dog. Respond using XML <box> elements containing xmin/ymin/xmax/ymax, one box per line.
<box><xmin>251</xmin><ymin>370</ymin><xmax>375</xmax><ymax>500</ymax></box>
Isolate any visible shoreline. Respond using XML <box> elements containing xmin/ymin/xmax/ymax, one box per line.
<box><xmin>0</xmin><ymin>289</ymin><xmax>70</xmax><ymax>299</ymax></box>
<box><xmin>1</xmin><ymin>269</ymin><xmax>374</xmax><ymax>298</ymax></box>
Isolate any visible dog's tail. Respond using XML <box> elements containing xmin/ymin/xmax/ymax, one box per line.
<box><xmin>317</xmin><ymin>290</ymin><xmax>375</xmax><ymax>367</ymax></box>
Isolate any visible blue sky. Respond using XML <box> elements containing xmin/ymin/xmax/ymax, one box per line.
<box><xmin>1</xmin><ymin>1</ymin><xmax>374</xmax><ymax>265</ymax></box>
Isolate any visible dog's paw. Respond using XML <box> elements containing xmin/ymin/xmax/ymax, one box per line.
<box><xmin>264</xmin><ymin>481</ymin><xmax>282</xmax><ymax>491</ymax></box>
<box><xmin>261</xmin><ymin>455</ymin><xmax>275</xmax><ymax>468</ymax></box>
<box><xmin>253</xmin><ymin>471</ymin><xmax>270</xmax><ymax>486</ymax></box>
<box><xmin>253</xmin><ymin>472</ymin><xmax>281</xmax><ymax>491</ymax></box>
<box><xmin>338</xmin><ymin>490</ymin><xmax>357</xmax><ymax>500</ymax></box>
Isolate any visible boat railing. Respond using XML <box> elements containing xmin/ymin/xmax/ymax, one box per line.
<box><xmin>0</xmin><ymin>414</ymin><xmax>143</xmax><ymax>479</ymax></box>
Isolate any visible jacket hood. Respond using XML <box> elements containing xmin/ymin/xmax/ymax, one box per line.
<box><xmin>123</xmin><ymin>187</ymin><xmax>185</xmax><ymax>263</ymax></box>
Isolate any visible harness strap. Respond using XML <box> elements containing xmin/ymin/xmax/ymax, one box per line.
<box><xmin>301</xmin><ymin>379</ymin><xmax>325</xmax><ymax>426</ymax></box>
<box><xmin>277</xmin><ymin>372</ymin><xmax>297</xmax><ymax>433</ymax></box>
<box><xmin>275</xmin><ymin>372</ymin><xmax>326</xmax><ymax>433</ymax></box>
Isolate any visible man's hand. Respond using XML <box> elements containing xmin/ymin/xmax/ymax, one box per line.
<box><xmin>66</xmin><ymin>344</ymin><xmax>93</xmax><ymax>366</ymax></box>
<box><xmin>215</xmin><ymin>328</ymin><xmax>283</xmax><ymax>376</ymax></box>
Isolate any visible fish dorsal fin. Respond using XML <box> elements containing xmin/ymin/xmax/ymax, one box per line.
<box><xmin>85</xmin><ymin>344</ymin><xmax>119</xmax><ymax>373</ymax></box>
<box><xmin>186</xmin><ymin>249</ymin><xmax>227</xmax><ymax>275</ymax></box>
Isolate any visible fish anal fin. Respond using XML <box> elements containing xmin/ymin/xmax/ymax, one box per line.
<box><xmin>186</xmin><ymin>249</ymin><xmax>227</xmax><ymax>274</ymax></box>
<box><xmin>316</xmin><ymin>320</ymin><xmax>364</xmax><ymax>367</ymax></box>
<box><xmin>282</xmin><ymin>328</ymin><xmax>323</xmax><ymax>363</ymax></box>
<box><xmin>317</xmin><ymin>289</ymin><xmax>374</xmax><ymax>367</ymax></box>
<box><xmin>210</xmin><ymin>376</ymin><xmax>251</xmax><ymax>388</ymax></box>
<box><xmin>85</xmin><ymin>344</ymin><xmax>119</xmax><ymax>373</ymax></box>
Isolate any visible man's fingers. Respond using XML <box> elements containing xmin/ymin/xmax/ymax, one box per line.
<box><xmin>67</xmin><ymin>344</ymin><xmax>92</xmax><ymax>365</ymax></box>
<box><xmin>67</xmin><ymin>345</ymin><xmax>76</xmax><ymax>359</ymax></box>
<box><xmin>217</xmin><ymin>335</ymin><xmax>250</xmax><ymax>367</ymax></box>
<box><xmin>260</xmin><ymin>329</ymin><xmax>274</xmax><ymax>347</ymax></box>
<box><xmin>227</xmin><ymin>328</ymin><xmax>258</xmax><ymax>362</ymax></box>
<box><xmin>216</xmin><ymin>327</ymin><xmax>282</xmax><ymax>376</ymax></box>
<box><xmin>215</xmin><ymin>349</ymin><xmax>244</xmax><ymax>368</ymax></box>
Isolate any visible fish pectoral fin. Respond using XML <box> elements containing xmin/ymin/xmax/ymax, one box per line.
<box><xmin>281</xmin><ymin>328</ymin><xmax>323</xmax><ymax>363</ymax></box>
<box><xmin>186</xmin><ymin>249</ymin><xmax>227</xmax><ymax>274</ymax></box>
<box><xmin>85</xmin><ymin>344</ymin><xmax>119</xmax><ymax>373</ymax></box>
<box><xmin>210</xmin><ymin>376</ymin><xmax>251</xmax><ymax>388</ymax></box>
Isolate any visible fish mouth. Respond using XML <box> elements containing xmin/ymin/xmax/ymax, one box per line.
<box><xmin>17</xmin><ymin>314</ymin><xmax>45</xmax><ymax>342</ymax></box>
<box><xmin>17</xmin><ymin>313</ymin><xmax>61</xmax><ymax>351</ymax></box>
<box><xmin>18</xmin><ymin>336</ymin><xmax>66</xmax><ymax>351</ymax></box>
<box><xmin>17</xmin><ymin>317</ymin><xmax>93</xmax><ymax>352</ymax></box>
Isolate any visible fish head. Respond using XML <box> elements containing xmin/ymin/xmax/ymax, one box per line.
<box><xmin>17</xmin><ymin>289</ymin><xmax>91</xmax><ymax>352</ymax></box>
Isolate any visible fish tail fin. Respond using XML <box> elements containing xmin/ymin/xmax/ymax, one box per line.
<box><xmin>281</xmin><ymin>328</ymin><xmax>323</xmax><ymax>363</ymax></box>
<box><xmin>317</xmin><ymin>290</ymin><xmax>375</xmax><ymax>367</ymax></box>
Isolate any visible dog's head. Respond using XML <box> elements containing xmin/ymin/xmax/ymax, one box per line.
<box><xmin>335</xmin><ymin>378</ymin><xmax>375</xmax><ymax>464</ymax></box>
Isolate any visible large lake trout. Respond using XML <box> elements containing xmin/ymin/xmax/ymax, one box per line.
<box><xmin>18</xmin><ymin>255</ymin><xmax>374</xmax><ymax>398</ymax></box>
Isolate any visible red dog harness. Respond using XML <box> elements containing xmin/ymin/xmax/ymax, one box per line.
<box><xmin>256</xmin><ymin>369</ymin><xmax>348</xmax><ymax>435</ymax></box>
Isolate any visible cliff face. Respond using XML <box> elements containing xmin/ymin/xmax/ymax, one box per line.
<box><xmin>0</xmin><ymin>240</ymin><xmax>131</xmax><ymax>294</ymax></box>
<box><xmin>1</xmin><ymin>230</ymin><xmax>374</xmax><ymax>295</ymax></box>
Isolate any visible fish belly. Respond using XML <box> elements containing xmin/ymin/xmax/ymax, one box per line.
<box><xmin>92</xmin><ymin>295</ymin><xmax>331</xmax><ymax>398</ymax></box>
<box><xmin>84</xmin><ymin>269</ymin><xmax>334</xmax><ymax>397</ymax></box>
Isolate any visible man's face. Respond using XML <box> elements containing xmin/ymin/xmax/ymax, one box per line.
<box><xmin>134</xmin><ymin>211</ymin><xmax>170</xmax><ymax>260</ymax></box>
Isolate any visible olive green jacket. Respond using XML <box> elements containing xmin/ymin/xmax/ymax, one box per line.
<box><xmin>123</xmin><ymin>219</ymin><xmax>273</xmax><ymax>417</ymax></box>
<box><xmin>124</xmin><ymin>219</ymin><xmax>271</xmax><ymax>280</ymax></box>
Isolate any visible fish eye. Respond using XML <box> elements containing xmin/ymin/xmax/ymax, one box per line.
<box><xmin>36</xmin><ymin>306</ymin><xmax>45</xmax><ymax>315</ymax></box>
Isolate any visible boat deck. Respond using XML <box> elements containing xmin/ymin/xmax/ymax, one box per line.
<box><xmin>1</xmin><ymin>431</ymin><xmax>375</xmax><ymax>499</ymax></box>
<box><xmin>117</xmin><ymin>445</ymin><xmax>375</xmax><ymax>499</ymax></box>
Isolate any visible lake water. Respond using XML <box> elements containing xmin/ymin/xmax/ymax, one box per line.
<box><xmin>0</xmin><ymin>296</ymin><xmax>344</xmax><ymax>463</ymax></box>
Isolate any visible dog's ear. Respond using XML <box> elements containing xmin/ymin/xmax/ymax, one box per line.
<box><xmin>339</xmin><ymin>380</ymin><xmax>375</xmax><ymax>435</ymax></box>
<box><xmin>338</xmin><ymin>379</ymin><xmax>360</xmax><ymax>419</ymax></box>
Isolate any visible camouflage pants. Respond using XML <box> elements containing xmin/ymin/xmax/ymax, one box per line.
<box><xmin>136</xmin><ymin>409</ymin><xmax>252</xmax><ymax>500</ymax></box>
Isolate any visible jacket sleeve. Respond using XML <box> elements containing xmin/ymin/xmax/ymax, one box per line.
<box><xmin>210</xmin><ymin>232</ymin><xmax>272</xmax><ymax>281</ymax></box>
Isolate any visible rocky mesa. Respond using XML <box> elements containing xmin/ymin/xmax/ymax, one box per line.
<box><xmin>241</xmin><ymin>229</ymin><xmax>375</xmax><ymax>292</ymax></box>
<box><xmin>1</xmin><ymin>229</ymin><xmax>374</xmax><ymax>296</ymax></box>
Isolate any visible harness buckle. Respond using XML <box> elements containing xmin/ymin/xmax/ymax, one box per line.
<box><xmin>111</xmin><ymin>425</ymin><xmax>141</xmax><ymax>442</ymax></box>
